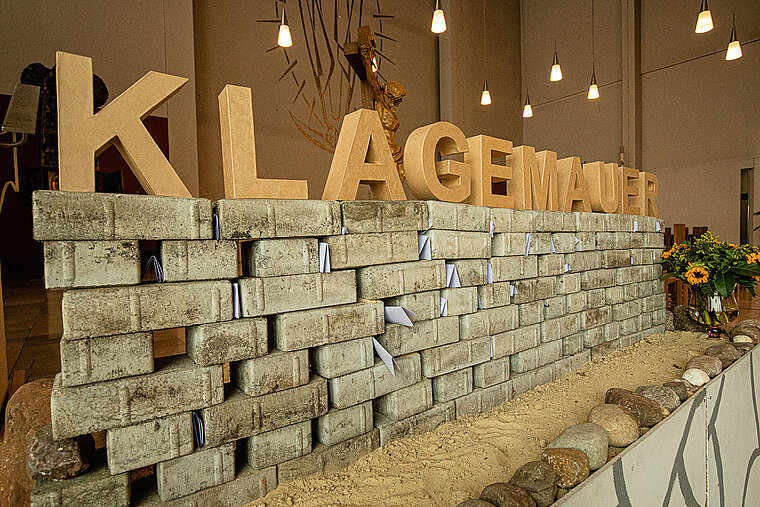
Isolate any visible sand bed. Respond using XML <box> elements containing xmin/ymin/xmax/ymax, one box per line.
<box><xmin>248</xmin><ymin>331</ymin><xmax>722</xmax><ymax>506</ymax></box>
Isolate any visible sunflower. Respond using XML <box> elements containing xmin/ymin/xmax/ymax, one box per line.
<box><xmin>685</xmin><ymin>265</ymin><xmax>709</xmax><ymax>285</ymax></box>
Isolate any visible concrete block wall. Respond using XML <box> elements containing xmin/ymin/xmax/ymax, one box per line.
<box><xmin>30</xmin><ymin>190</ymin><xmax>667</xmax><ymax>505</ymax></box>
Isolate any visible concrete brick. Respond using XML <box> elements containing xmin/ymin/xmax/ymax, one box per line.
<box><xmin>533</xmin><ymin>362</ymin><xmax>556</xmax><ymax>385</ymax></box>
<box><xmin>540</xmin><ymin>317</ymin><xmax>561</xmax><ymax>343</ymax></box>
<box><xmin>385</xmin><ymin>290</ymin><xmax>441</xmax><ymax>322</ymax></box>
<box><xmin>316</xmin><ymin>401</ymin><xmax>373</xmax><ymax>446</ymax></box>
<box><xmin>583</xmin><ymin>326</ymin><xmax>606</xmax><ymax>347</ymax></box>
<box><xmin>580</xmin><ymin>269</ymin><xmax>616</xmax><ymax>290</ymax></box>
<box><xmin>374</xmin><ymin>379</ymin><xmax>433</xmax><ymax>421</ymax></box>
<box><xmin>491</xmin><ymin>255</ymin><xmax>538</xmax><ymax>282</ymax></box>
<box><xmin>324</xmin><ymin>232</ymin><xmax>418</xmax><ymax>269</ymax></box>
<box><xmin>202</xmin><ymin>376</ymin><xmax>328</xmax><ymax>447</ymax></box>
<box><xmin>242</xmin><ymin>238</ymin><xmax>318</xmax><ymax>277</ymax></box>
<box><xmin>519</xmin><ymin>301</ymin><xmax>543</xmax><ymax>326</ymax></box>
<box><xmin>310</xmin><ymin>336</ymin><xmax>374</xmax><ymax>378</ymax></box>
<box><xmin>591</xmin><ymin>339</ymin><xmax>621</xmax><ymax>360</ymax></box>
<box><xmin>375</xmin><ymin>402</ymin><xmax>456</xmax><ymax>446</ymax></box>
<box><xmin>473</xmin><ymin>356</ymin><xmax>510</xmax><ymax>388</ymax></box>
<box><xmin>186</xmin><ymin>318</ymin><xmax>267</xmax><ymax>366</ymax></box>
<box><xmin>554</xmin><ymin>350</ymin><xmax>591</xmax><ymax>378</ymax></box>
<box><xmin>215</xmin><ymin>198</ymin><xmax>341</xmax><ymax>239</ymax></box>
<box><xmin>512</xmin><ymin>279</ymin><xmax>537</xmax><ymax>303</ymax></box>
<box><xmin>581</xmin><ymin>306</ymin><xmax>612</xmax><ymax>330</ymax></box>
<box><xmin>600</xmin><ymin>249</ymin><xmax>633</xmax><ymax>269</ymax></box>
<box><xmin>638</xmin><ymin>216</ymin><xmax>658</xmax><ymax>232</ymax></box>
<box><xmin>510</xmin><ymin>372</ymin><xmax>533</xmax><ymax>397</ymax></box>
<box><xmin>616</xmin><ymin>266</ymin><xmax>643</xmax><ymax>285</ymax></box>
<box><xmin>454</xmin><ymin>381</ymin><xmax>512</xmax><ymax>417</ymax></box>
<box><xmin>420</xmin><ymin>336</ymin><xmax>491</xmax><ymax>377</ymax></box>
<box><xmin>277</xmin><ymin>430</ymin><xmax>380</xmax><ymax>484</ymax></box>
<box><xmin>376</xmin><ymin>317</ymin><xmax>459</xmax><ymax>355</ymax></box>
<box><xmin>574</xmin><ymin>212</ymin><xmax>606</xmax><ymax>231</ymax></box>
<box><xmin>529</xmin><ymin>233</ymin><xmax>553</xmax><ymax>255</ymax></box>
<box><xmin>543</xmin><ymin>296</ymin><xmax>567</xmax><ymax>320</ymax></box>
<box><xmin>490</xmin><ymin>207</ymin><xmax>514</xmax><ymax>233</ymax></box>
<box><xmin>459</xmin><ymin>305</ymin><xmax>519</xmax><ymax>339</ymax></box>
<box><xmin>510</xmin><ymin>341</ymin><xmax>561</xmax><ymax>373</ymax></box>
<box><xmin>620</xmin><ymin>317</ymin><xmax>639</xmax><ymax>336</ymax></box>
<box><xmin>60</xmin><ymin>332</ymin><xmax>153</xmax><ymax>387</ymax></box>
<box><xmin>52</xmin><ymin>357</ymin><xmax>223</xmax><ymax>439</ymax></box>
<box><xmin>562</xmin><ymin>333</ymin><xmax>584</xmax><ymax>356</ymax></box>
<box><xmin>357</xmin><ymin>260</ymin><xmax>446</xmax><ymax>299</ymax></box>
<box><xmin>156</xmin><ymin>443</ymin><xmax>235</xmax><ymax>501</ymax></box>
<box><xmin>477</xmin><ymin>282</ymin><xmax>511</xmax><ymax>308</ymax></box>
<box><xmin>566</xmin><ymin>292</ymin><xmax>587</xmax><ymax>313</ymax></box>
<box><xmin>440</xmin><ymin>287</ymin><xmax>478</xmax><ymax>316</ymax></box>
<box><xmin>638</xmin><ymin>312</ymin><xmax>653</xmax><ymax>331</ymax></box>
<box><xmin>137</xmin><ymin>465</ymin><xmax>277</xmax><ymax>506</ymax></box>
<box><xmin>535</xmin><ymin>211</ymin><xmax>565</xmax><ymax>232</ymax></box>
<box><xmin>538</xmin><ymin>254</ymin><xmax>564</xmax><ymax>276</ymax></box>
<box><xmin>551</xmin><ymin>233</ymin><xmax>576</xmax><ymax>253</ymax></box>
<box><xmin>604</xmin><ymin>322</ymin><xmax>621</xmax><ymax>342</ymax></box>
<box><xmin>652</xmin><ymin>308</ymin><xmax>667</xmax><ymax>326</ymax></box>
<box><xmin>605</xmin><ymin>286</ymin><xmax>626</xmax><ymax>305</ymax></box>
<box><xmin>239</xmin><ymin>271</ymin><xmax>356</xmax><ymax>317</ymax></box>
<box><xmin>232</xmin><ymin>349</ymin><xmax>309</xmax><ymax>396</ymax></box>
<box><xmin>432</xmin><ymin>368</ymin><xmax>473</xmax><ymax>402</ymax></box>
<box><xmin>43</xmin><ymin>240</ymin><xmax>140</xmax><ymax>289</ymax></box>
<box><xmin>643</xmin><ymin>232</ymin><xmax>665</xmax><ymax>248</ymax></box>
<box><xmin>273</xmin><ymin>300</ymin><xmax>383</xmax><ymax>351</ymax></box>
<box><xmin>492</xmin><ymin>233</ymin><xmax>525</xmax><ymax>256</ymax></box>
<box><xmin>626</xmin><ymin>283</ymin><xmax>642</xmax><ymax>300</ymax></box>
<box><xmin>564</xmin><ymin>251</ymin><xmax>600</xmax><ymax>272</ymax></box>
<box><xmin>449</xmin><ymin>259</ymin><xmax>489</xmax><ymax>286</ymax></box>
<box><xmin>62</xmin><ymin>280</ymin><xmax>232</xmax><ymax>339</ymax></box>
<box><xmin>161</xmin><ymin>240</ymin><xmax>238</xmax><ymax>282</ymax></box>
<box><xmin>558</xmin><ymin>313</ymin><xmax>582</xmax><ymax>338</ymax></box>
<box><xmin>30</xmin><ymin>460</ymin><xmax>129</xmax><ymax>507</ymax></box>
<box><xmin>246</xmin><ymin>420</ymin><xmax>311</xmax><ymax>469</ymax></box>
<box><xmin>612</xmin><ymin>301</ymin><xmax>642</xmax><ymax>321</ymax></box>
<box><xmin>341</xmin><ymin>201</ymin><xmax>428</xmax><ymax>233</ymax></box>
<box><xmin>605</xmin><ymin>213</ymin><xmax>634</xmax><ymax>231</ymax></box>
<box><xmin>328</xmin><ymin>354</ymin><xmax>421</xmax><ymax>408</ymax></box>
<box><xmin>106</xmin><ymin>412</ymin><xmax>194</xmax><ymax>474</ymax></box>
<box><xmin>511</xmin><ymin>210</ymin><xmax>537</xmax><ymax>232</ymax></box>
<box><xmin>427</xmin><ymin>201</ymin><xmax>490</xmax><ymax>231</ymax></box>
<box><xmin>587</xmin><ymin>288</ymin><xmax>607</xmax><ymax>308</ymax></box>
<box><xmin>556</xmin><ymin>273</ymin><xmax>581</xmax><ymax>294</ymax></box>
<box><xmin>32</xmin><ymin>190</ymin><xmax>213</xmax><ymax>241</ymax></box>
<box><xmin>630</xmin><ymin>248</ymin><xmax>649</xmax><ymax>265</ymax></box>
<box><xmin>573</xmin><ymin>232</ymin><xmax>596</xmax><ymax>251</ymax></box>
<box><xmin>492</xmin><ymin>324</ymin><xmax>541</xmax><ymax>358</ymax></box>
<box><xmin>595</xmin><ymin>231</ymin><xmax>623</xmax><ymax>249</ymax></box>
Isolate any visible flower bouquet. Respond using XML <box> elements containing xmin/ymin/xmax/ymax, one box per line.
<box><xmin>661</xmin><ymin>232</ymin><xmax>760</xmax><ymax>335</ymax></box>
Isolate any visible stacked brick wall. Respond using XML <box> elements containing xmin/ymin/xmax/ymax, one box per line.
<box><xmin>30</xmin><ymin>190</ymin><xmax>666</xmax><ymax>505</ymax></box>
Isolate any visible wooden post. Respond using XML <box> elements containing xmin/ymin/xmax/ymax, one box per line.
<box><xmin>344</xmin><ymin>26</ymin><xmax>376</xmax><ymax>109</ymax></box>
<box><xmin>0</xmin><ymin>262</ymin><xmax>7</xmax><ymax>410</ymax></box>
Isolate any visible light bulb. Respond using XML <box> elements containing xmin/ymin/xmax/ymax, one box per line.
<box><xmin>278</xmin><ymin>23</ymin><xmax>292</xmax><ymax>47</ymax></box>
<box><xmin>726</xmin><ymin>40</ymin><xmax>742</xmax><ymax>60</ymax></box>
<box><xmin>432</xmin><ymin>9</ymin><xmax>447</xmax><ymax>33</ymax></box>
<box><xmin>695</xmin><ymin>1</ymin><xmax>713</xmax><ymax>34</ymax></box>
<box><xmin>481</xmin><ymin>89</ymin><xmax>492</xmax><ymax>106</ymax></box>
<box><xmin>588</xmin><ymin>83</ymin><xmax>599</xmax><ymax>100</ymax></box>
<box><xmin>523</xmin><ymin>103</ymin><xmax>533</xmax><ymax>118</ymax></box>
<box><xmin>550</xmin><ymin>63</ymin><xmax>563</xmax><ymax>82</ymax></box>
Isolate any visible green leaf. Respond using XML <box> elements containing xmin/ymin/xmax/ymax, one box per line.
<box><xmin>732</xmin><ymin>264</ymin><xmax>760</xmax><ymax>276</ymax></box>
<box><xmin>714</xmin><ymin>271</ymin><xmax>736</xmax><ymax>297</ymax></box>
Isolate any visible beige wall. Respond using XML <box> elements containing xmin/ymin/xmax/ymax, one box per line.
<box><xmin>0</xmin><ymin>0</ymin><xmax>199</xmax><ymax>195</ymax></box>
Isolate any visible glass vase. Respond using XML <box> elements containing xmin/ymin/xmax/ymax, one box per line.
<box><xmin>687</xmin><ymin>291</ymin><xmax>739</xmax><ymax>337</ymax></box>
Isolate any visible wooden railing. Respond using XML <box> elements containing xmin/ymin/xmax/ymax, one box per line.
<box><xmin>663</xmin><ymin>223</ymin><xmax>708</xmax><ymax>310</ymax></box>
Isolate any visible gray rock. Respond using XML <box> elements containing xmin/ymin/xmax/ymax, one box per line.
<box><xmin>605</xmin><ymin>388</ymin><xmax>670</xmax><ymax>427</ymax></box>
<box><xmin>673</xmin><ymin>306</ymin><xmax>707</xmax><ymax>333</ymax></box>
<box><xmin>704</xmin><ymin>343</ymin><xmax>740</xmax><ymax>369</ymax></box>
<box><xmin>685</xmin><ymin>355</ymin><xmax>723</xmax><ymax>378</ymax></box>
<box><xmin>587</xmin><ymin>404</ymin><xmax>639</xmax><ymax>447</ymax></box>
<box><xmin>733</xmin><ymin>342</ymin><xmax>754</xmax><ymax>355</ymax></box>
<box><xmin>540</xmin><ymin>448</ymin><xmax>590</xmax><ymax>488</ymax></box>
<box><xmin>635</xmin><ymin>385</ymin><xmax>682</xmax><ymax>412</ymax></box>
<box><xmin>556</xmin><ymin>488</ymin><xmax>569</xmax><ymax>500</ymax></box>
<box><xmin>665</xmin><ymin>310</ymin><xmax>675</xmax><ymax>331</ymax></box>
<box><xmin>548</xmin><ymin>423</ymin><xmax>609</xmax><ymax>470</ymax></box>
<box><xmin>509</xmin><ymin>461</ymin><xmax>558</xmax><ymax>507</ymax></box>
<box><xmin>662</xmin><ymin>381</ymin><xmax>690</xmax><ymax>402</ymax></box>
<box><xmin>733</xmin><ymin>320</ymin><xmax>760</xmax><ymax>343</ymax></box>
<box><xmin>480</xmin><ymin>482</ymin><xmax>537</xmax><ymax>507</ymax></box>
<box><xmin>25</xmin><ymin>425</ymin><xmax>94</xmax><ymax>480</ymax></box>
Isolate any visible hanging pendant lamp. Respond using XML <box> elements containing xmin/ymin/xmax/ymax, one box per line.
<box><xmin>726</xmin><ymin>14</ymin><xmax>742</xmax><ymax>60</ymax></box>
<box><xmin>522</xmin><ymin>92</ymin><xmax>533</xmax><ymax>118</ymax></box>
<box><xmin>278</xmin><ymin>9</ymin><xmax>293</xmax><ymax>47</ymax></box>
<box><xmin>481</xmin><ymin>81</ymin><xmax>492</xmax><ymax>106</ymax></box>
<box><xmin>550</xmin><ymin>41</ymin><xmax>563</xmax><ymax>82</ymax></box>
<box><xmin>588</xmin><ymin>70</ymin><xmax>599</xmax><ymax>100</ymax></box>
<box><xmin>695</xmin><ymin>0</ymin><xmax>714</xmax><ymax>34</ymax></box>
<box><xmin>431</xmin><ymin>0</ymin><xmax>447</xmax><ymax>34</ymax></box>
<box><xmin>588</xmin><ymin>0</ymin><xmax>599</xmax><ymax>100</ymax></box>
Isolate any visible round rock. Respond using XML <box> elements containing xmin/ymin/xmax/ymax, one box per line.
<box><xmin>682</xmin><ymin>368</ymin><xmax>710</xmax><ymax>386</ymax></box>
<box><xmin>673</xmin><ymin>306</ymin><xmax>708</xmax><ymax>332</ymax></box>
<box><xmin>685</xmin><ymin>355</ymin><xmax>722</xmax><ymax>378</ymax></box>
<box><xmin>635</xmin><ymin>385</ymin><xmax>682</xmax><ymax>413</ymax></box>
<box><xmin>587</xmin><ymin>404</ymin><xmax>640</xmax><ymax>447</ymax></box>
<box><xmin>548</xmin><ymin>422</ymin><xmax>609</xmax><ymax>470</ymax></box>
<box><xmin>734</xmin><ymin>342</ymin><xmax>753</xmax><ymax>355</ymax></box>
<box><xmin>705</xmin><ymin>343</ymin><xmax>740</xmax><ymax>369</ymax></box>
<box><xmin>662</xmin><ymin>381</ymin><xmax>690</xmax><ymax>402</ymax></box>
<box><xmin>25</xmin><ymin>425</ymin><xmax>94</xmax><ymax>480</ymax></box>
<box><xmin>732</xmin><ymin>334</ymin><xmax>753</xmax><ymax>344</ymax></box>
<box><xmin>509</xmin><ymin>461</ymin><xmax>557</xmax><ymax>507</ymax></box>
<box><xmin>605</xmin><ymin>388</ymin><xmax>670</xmax><ymax>427</ymax></box>
<box><xmin>480</xmin><ymin>482</ymin><xmax>537</xmax><ymax>507</ymax></box>
<box><xmin>540</xmin><ymin>448</ymin><xmax>590</xmax><ymax>488</ymax></box>
<box><xmin>733</xmin><ymin>320</ymin><xmax>760</xmax><ymax>343</ymax></box>
<box><xmin>457</xmin><ymin>500</ymin><xmax>496</xmax><ymax>507</ymax></box>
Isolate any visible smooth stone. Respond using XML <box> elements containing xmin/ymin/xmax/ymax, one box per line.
<box><xmin>705</xmin><ymin>343</ymin><xmax>741</xmax><ymax>369</ymax></box>
<box><xmin>540</xmin><ymin>448</ymin><xmax>590</xmax><ymax>489</ymax></box>
<box><xmin>587</xmin><ymin>404</ymin><xmax>640</xmax><ymax>447</ymax></box>
<box><xmin>685</xmin><ymin>355</ymin><xmax>722</xmax><ymax>378</ymax></box>
<box><xmin>635</xmin><ymin>385</ymin><xmax>682</xmax><ymax>413</ymax></box>
<box><xmin>732</xmin><ymin>334</ymin><xmax>753</xmax><ymax>344</ymax></box>
<box><xmin>673</xmin><ymin>306</ymin><xmax>708</xmax><ymax>333</ymax></box>
<box><xmin>608</xmin><ymin>446</ymin><xmax>626</xmax><ymax>460</ymax></box>
<box><xmin>665</xmin><ymin>310</ymin><xmax>675</xmax><ymax>331</ymax></box>
<box><xmin>25</xmin><ymin>425</ymin><xmax>94</xmax><ymax>480</ymax></box>
<box><xmin>682</xmin><ymin>368</ymin><xmax>710</xmax><ymax>386</ymax></box>
<box><xmin>457</xmin><ymin>500</ymin><xmax>496</xmax><ymax>507</ymax></box>
<box><xmin>662</xmin><ymin>381</ymin><xmax>690</xmax><ymax>402</ymax></box>
<box><xmin>605</xmin><ymin>388</ymin><xmax>670</xmax><ymax>427</ymax></box>
<box><xmin>509</xmin><ymin>461</ymin><xmax>557</xmax><ymax>507</ymax></box>
<box><xmin>732</xmin><ymin>320</ymin><xmax>760</xmax><ymax>343</ymax></box>
<box><xmin>548</xmin><ymin>423</ymin><xmax>608</xmax><ymax>470</ymax></box>
<box><xmin>734</xmin><ymin>342</ymin><xmax>754</xmax><ymax>355</ymax></box>
<box><xmin>556</xmin><ymin>488</ymin><xmax>569</xmax><ymax>500</ymax></box>
<box><xmin>480</xmin><ymin>482</ymin><xmax>537</xmax><ymax>507</ymax></box>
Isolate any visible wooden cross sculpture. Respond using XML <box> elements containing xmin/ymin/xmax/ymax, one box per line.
<box><xmin>344</xmin><ymin>26</ymin><xmax>407</xmax><ymax>183</ymax></box>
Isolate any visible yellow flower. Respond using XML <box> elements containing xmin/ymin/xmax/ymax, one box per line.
<box><xmin>685</xmin><ymin>265</ymin><xmax>709</xmax><ymax>285</ymax></box>
<box><xmin>662</xmin><ymin>250</ymin><xmax>672</xmax><ymax>259</ymax></box>
<box><xmin>754</xmin><ymin>276</ymin><xmax>760</xmax><ymax>282</ymax></box>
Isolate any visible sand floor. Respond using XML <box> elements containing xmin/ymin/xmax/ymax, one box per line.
<box><xmin>248</xmin><ymin>331</ymin><xmax>723</xmax><ymax>507</ymax></box>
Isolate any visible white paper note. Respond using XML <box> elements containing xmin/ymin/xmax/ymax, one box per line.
<box><xmin>574</xmin><ymin>236</ymin><xmax>580</xmax><ymax>245</ymax></box>
<box><xmin>510</xmin><ymin>284</ymin><xmax>518</xmax><ymax>296</ymax></box>
<box><xmin>145</xmin><ymin>255</ymin><xmax>164</xmax><ymax>283</ymax></box>
<box><xmin>564</xmin><ymin>263</ymin><xmax>572</xmax><ymax>273</ymax></box>
<box><xmin>232</xmin><ymin>281</ymin><xmax>241</xmax><ymax>319</ymax></box>
<box><xmin>428</xmin><ymin>217</ymin><xmax>433</xmax><ymax>230</ymax></box>
<box><xmin>341</xmin><ymin>226</ymin><xmax>348</xmax><ymax>235</ymax></box>
<box><xmin>633</xmin><ymin>220</ymin><xmax>638</xmax><ymax>232</ymax></box>
<box><xmin>490</xmin><ymin>336</ymin><xmax>495</xmax><ymax>358</ymax></box>
<box><xmin>373</xmin><ymin>338</ymin><xmax>400</xmax><ymax>375</ymax></box>
<box><xmin>656</xmin><ymin>222</ymin><xmax>661</xmax><ymax>232</ymax></box>
<box><xmin>440</xmin><ymin>298</ymin><xmax>449</xmax><ymax>317</ymax></box>
<box><xmin>212</xmin><ymin>213</ymin><xmax>220</xmax><ymax>241</ymax></box>
<box><xmin>418</xmin><ymin>233</ymin><xmax>431</xmax><ymax>260</ymax></box>
<box><xmin>318</xmin><ymin>242</ymin><xmax>331</xmax><ymax>273</ymax></box>
<box><xmin>551</xmin><ymin>237</ymin><xmax>556</xmax><ymax>254</ymax></box>
<box><xmin>490</xmin><ymin>220</ymin><xmax>495</xmax><ymax>238</ymax></box>
<box><xmin>192</xmin><ymin>410</ymin><xmax>205</xmax><ymax>448</ymax></box>
<box><xmin>525</xmin><ymin>232</ymin><xmax>532</xmax><ymax>256</ymax></box>
<box><xmin>446</xmin><ymin>263</ymin><xmax>461</xmax><ymax>288</ymax></box>
<box><xmin>384</xmin><ymin>306</ymin><xmax>415</xmax><ymax>327</ymax></box>
<box><xmin>477</xmin><ymin>291</ymin><xmax>483</xmax><ymax>310</ymax></box>
<box><xmin>487</xmin><ymin>261</ymin><xmax>493</xmax><ymax>283</ymax></box>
